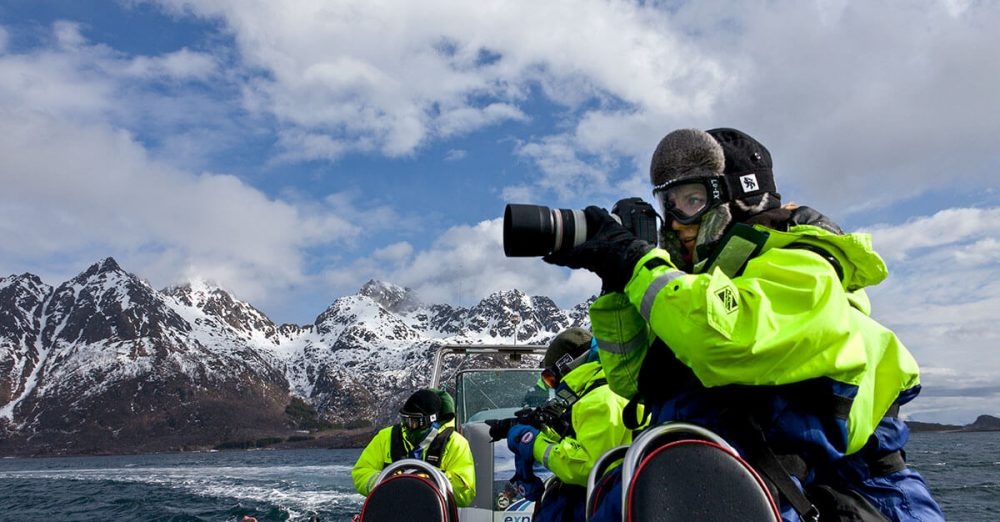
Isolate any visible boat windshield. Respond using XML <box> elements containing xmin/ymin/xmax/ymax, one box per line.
<box><xmin>455</xmin><ymin>368</ymin><xmax>551</xmax><ymax>425</ymax></box>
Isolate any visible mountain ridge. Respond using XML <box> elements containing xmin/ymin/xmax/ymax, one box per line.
<box><xmin>0</xmin><ymin>257</ymin><xmax>589</xmax><ymax>456</ymax></box>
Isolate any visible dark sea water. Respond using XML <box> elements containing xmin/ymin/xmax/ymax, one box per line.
<box><xmin>0</xmin><ymin>431</ymin><xmax>997</xmax><ymax>521</ymax></box>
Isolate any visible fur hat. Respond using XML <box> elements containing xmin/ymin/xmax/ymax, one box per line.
<box><xmin>543</xmin><ymin>327</ymin><xmax>593</xmax><ymax>369</ymax></box>
<box><xmin>649</xmin><ymin>128</ymin><xmax>725</xmax><ymax>187</ymax></box>
<box><xmin>401</xmin><ymin>388</ymin><xmax>443</xmax><ymax>416</ymax></box>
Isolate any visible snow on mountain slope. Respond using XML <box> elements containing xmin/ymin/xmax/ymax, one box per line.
<box><xmin>0</xmin><ymin>258</ymin><xmax>590</xmax><ymax>454</ymax></box>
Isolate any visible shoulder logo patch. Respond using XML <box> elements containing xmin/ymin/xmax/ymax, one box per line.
<box><xmin>716</xmin><ymin>287</ymin><xmax>738</xmax><ymax>313</ymax></box>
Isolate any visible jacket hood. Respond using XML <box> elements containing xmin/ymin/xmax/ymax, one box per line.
<box><xmin>761</xmin><ymin>224</ymin><xmax>889</xmax><ymax>292</ymax></box>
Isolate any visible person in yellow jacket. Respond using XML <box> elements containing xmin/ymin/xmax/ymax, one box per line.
<box><xmin>544</xmin><ymin>128</ymin><xmax>943</xmax><ymax>521</ymax></box>
<box><xmin>351</xmin><ymin>388</ymin><xmax>476</xmax><ymax>507</ymax></box>
<box><xmin>504</xmin><ymin>327</ymin><xmax>639</xmax><ymax>521</ymax></box>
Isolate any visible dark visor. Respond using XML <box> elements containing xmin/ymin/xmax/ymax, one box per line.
<box><xmin>399</xmin><ymin>411</ymin><xmax>434</xmax><ymax>430</ymax></box>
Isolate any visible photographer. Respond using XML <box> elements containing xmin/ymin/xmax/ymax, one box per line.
<box><xmin>538</xmin><ymin>128</ymin><xmax>943</xmax><ymax>521</ymax></box>
<box><xmin>501</xmin><ymin>328</ymin><xmax>640</xmax><ymax>522</ymax></box>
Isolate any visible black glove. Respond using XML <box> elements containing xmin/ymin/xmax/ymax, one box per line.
<box><xmin>543</xmin><ymin>206</ymin><xmax>654</xmax><ymax>293</ymax></box>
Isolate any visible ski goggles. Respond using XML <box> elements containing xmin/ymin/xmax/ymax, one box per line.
<box><xmin>399</xmin><ymin>411</ymin><xmax>436</xmax><ymax>431</ymax></box>
<box><xmin>540</xmin><ymin>354</ymin><xmax>575</xmax><ymax>388</ymax></box>
<box><xmin>652</xmin><ymin>177</ymin><xmax>726</xmax><ymax>225</ymax></box>
<box><xmin>653</xmin><ymin>170</ymin><xmax>776</xmax><ymax>225</ymax></box>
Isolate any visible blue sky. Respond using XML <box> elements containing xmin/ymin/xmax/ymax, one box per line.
<box><xmin>1</xmin><ymin>0</ymin><xmax>998</xmax><ymax>425</ymax></box>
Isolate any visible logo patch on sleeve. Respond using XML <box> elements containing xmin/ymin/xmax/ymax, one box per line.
<box><xmin>716</xmin><ymin>287</ymin><xmax>738</xmax><ymax>313</ymax></box>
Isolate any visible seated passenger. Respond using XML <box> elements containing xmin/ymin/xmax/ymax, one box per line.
<box><xmin>505</xmin><ymin>328</ymin><xmax>641</xmax><ymax>521</ymax></box>
<box><xmin>351</xmin><ymin>387</ymin><xmax>476</xmax><ymax>507</ymax></box>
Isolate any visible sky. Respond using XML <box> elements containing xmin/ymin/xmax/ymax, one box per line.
<box><xmin>1</xmin><ymin>0</ymin><xmax>997</xmax><ymax>425</ymax></box>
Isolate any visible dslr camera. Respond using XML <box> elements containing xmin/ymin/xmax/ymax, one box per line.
<box><xmin>503</xmin><ymin>197</ymin><xmax>659</xmax><ymax>257</ymax></box>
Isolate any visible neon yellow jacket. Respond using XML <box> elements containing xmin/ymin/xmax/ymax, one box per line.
<box><xmin>351</xmin><ymin>420</ymin><xmax>477</xmax><ymax>507</ymax></box>
<box><xmin>593</xmin><ymin>224</ymin><xmax>920</xmax><ymax>454</ymax></box>
<box><xmin>532</xmin><ymin>361</ymin><xmax>639</xmax><ymax>486</ymax></box>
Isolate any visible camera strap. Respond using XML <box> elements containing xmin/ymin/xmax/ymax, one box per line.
<box><xmin>694</xmin><ymin>224</ymin><xmax>770</xmax><ymax>277</ymax></box>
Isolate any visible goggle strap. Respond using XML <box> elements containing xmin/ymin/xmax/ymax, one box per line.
<box><xmin>544</xmin><ymin>350</ymin><xmax>593</xmax><ymax>387</ymax></box>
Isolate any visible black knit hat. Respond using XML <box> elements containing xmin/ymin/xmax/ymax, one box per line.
<box><xmin>705</xmin><ymin>128</ymin><xmax>773</xmax><ymax>180</ymax></box>
<box><xmin>401</xmin><ymin>388</ymin><xmax>443</xmax><ymax>416</ymax></box>
<box><xmin>706</xmin><ymin>127</ymin><xmax>781</xmax><ymax>228</ymax></box>
<box><xmin>543</xmin><ymin>327</ymin><xmax>593</xmax><ymax>368</ymax></box>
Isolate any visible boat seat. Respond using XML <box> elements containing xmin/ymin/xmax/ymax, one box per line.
<box><xmin>359</xmin><ymin>459</ymin><xmax>458</xmax><ymax>522</ymax></box>
<box><xmin>585</xmin><ymin>445</ymin><xmax>627</xmax><ymax>521</ymax></box>
<box><xmin>621</xmin><ymin>422</ymin><xmax>781</xmax><ymax>522</ymax></box>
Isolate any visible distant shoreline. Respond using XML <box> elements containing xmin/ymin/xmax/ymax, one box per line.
<box><xmin>4</xmin><ymin>417</ymin><xmax>999</xmax><ymax>458</ymax></box>
<box><xmin>906</xmin><ymin>414</ymin><xmax>1000</xmax><ymax>433</ymax></box>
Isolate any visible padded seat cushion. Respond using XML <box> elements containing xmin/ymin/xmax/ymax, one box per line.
<box><xmin>361</xmin><ymin>474</ymin><xmax>455</xmax><ymax>522</ymax></box>
<box><xmin>626</xmin><ymin>440</ymin><xmax>780</xmax><ymax>521</ymax></box>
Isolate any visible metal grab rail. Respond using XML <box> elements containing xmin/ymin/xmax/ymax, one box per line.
<box><xmin>374</xmin><ymin>458</ymin><xmax>454</xmax><ymax>500</ymax></box>
<box><xmin>612</xmin><ymin>422</ymin><xmax>738</xmax><ymax>522</ymax></box>
<box><xmin>585</xmin><ymin>445</ymin><xmax>628</xmax><ymax>521</ymax></box>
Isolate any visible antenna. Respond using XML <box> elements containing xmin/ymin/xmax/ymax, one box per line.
<box><xmin>511</xmin><ymin>313</ymin><xmax>521</xmax><ymax>346</ymax></box>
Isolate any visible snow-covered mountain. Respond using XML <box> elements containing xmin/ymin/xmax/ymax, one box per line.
<box><xmin>0</xmin><ymin>258</ymin><xmax>590</xmax><ymax>455</ymax></box>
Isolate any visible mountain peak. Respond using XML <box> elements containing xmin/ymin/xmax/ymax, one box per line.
<box><xmin>73</xmin><ymin>257</ymin><xmax>126</xmax><ymax>283</ymax></box>
<box><xmin>163</xmin><ymin>279</ymin><xmax>277</xmax><ymax>336</ymax></box>
<box><xmin>96</xmin><ymin>257</ymin><xmax>122</xmax><ymax>273</ymax></box>
<box><xmin>359</xmin><ymin>279</ymin><xmax>422</xmax><ymax>312</ymax></box>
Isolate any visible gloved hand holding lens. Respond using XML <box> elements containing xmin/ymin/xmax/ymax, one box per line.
<box><xmin>542</xmin><ymin>206</ymin><xmax>654</xmax><ymax>293</ymax></box>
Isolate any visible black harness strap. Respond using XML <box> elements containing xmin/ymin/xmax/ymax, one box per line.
<box><xmin>389</xmin><ymin>425</ymin><xmax>454</xmax><ymax>468</ymax></box>
<box><xmin>389</xmin><ymin>424</ymin><xmax>406</xmax><ymax>463</ymax></box>
<box><xmin>859</xmin><ymin>402</ymin><xmax>906</xmax><ymax>476</ymax></box>
<box><xmin>622</xmin><ymin>395</ymin><xmax>650</xmax><ymax>431</ymax></box>
<box><xmin>728</xmin><ymin>413</ymin><xmax>820</xmax><ymax>522</ymax></box>
<box><xmin>425</xmin><ymin>427</ymin><xmax>453</xmax><ymax>467</ymax></box>
<box><xmin>580</xmin><ymin>378</ymin><xmax>608</xmax><ymax>398</ymax></box>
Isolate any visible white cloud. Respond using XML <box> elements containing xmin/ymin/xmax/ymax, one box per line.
<box><xmin>863</xmin><ymin>208</ymin><xmax>1000</xmax><ymax>263</ymax></box>
<box><xmin>0</xmin><ymin>109</ymin><xmax>357</xmax><ymax>305</ymax></box>
<box><xmin>359</xmin><ymin>218</ymin><xmax>597</xmax><ymax>308</ymax></box>
<box><xmin>444</xmin><ymin>149</ymin><xmax>467</xmax><ymax>162</ymax></box>
<box><xmin>120</xmin><ymin>47</ymin><xmax>217</xmax><ymax>80</ymax></box>
<box><xmin>697</xmin><ymin>2</ymin><xmax>1000</xmax><ymax>216</ymax></box>
<box><xmin>154</xmin><ymin>0</ymin><xmax>726</xmax><ymax>174</ymax></box>
<box><xmin>864</xmin><ymin>207</ymin><xmax>1000</xmax><ymax>403</ymax></box>
<box><xmin>137</xmin><ymin>1</ymin><xmax>1000</xmax><ymax>217</ymax></box>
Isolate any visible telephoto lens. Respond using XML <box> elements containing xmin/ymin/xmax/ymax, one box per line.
<box><xmin>503</xmin><ymin>204</ymin><xmax>587</xmax><ymax>257</ymax></box>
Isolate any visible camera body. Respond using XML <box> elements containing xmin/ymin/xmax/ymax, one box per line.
<box><xmin>485</xmin><ymin>397</ymin><xmax>573</xmax><ymax>441</ymax></box>
<box><xmin>503</xmin><ymin>197</ymin><xmax>659</xmax><ymax>257</ymax></box>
